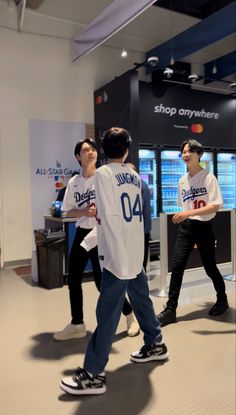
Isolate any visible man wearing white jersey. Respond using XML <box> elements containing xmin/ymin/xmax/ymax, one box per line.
<box><xmin>60</xmin><ymin>127</ymin><xmax>168</xmax><ymax>396</ymax></box>
<box><xmin>53</xmin><ymin>138</ymin><xmax>138</xmax><ymax>341</ymax></box>
<box><xmin>158</xmin><ymin>139</ymin><xmax>229</xmax><ymax>327</ymax></box>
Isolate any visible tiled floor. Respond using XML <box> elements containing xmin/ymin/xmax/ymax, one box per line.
<box><xmin>0</xmin><ymin>262</ymin><xmax>235</xmax><ymax>415</ymax></box>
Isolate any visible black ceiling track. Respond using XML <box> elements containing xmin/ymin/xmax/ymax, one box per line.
<box><xmin>153</xmin><ymin>0</ymin><xmax>234</xmax><ymax>19</ymax></box>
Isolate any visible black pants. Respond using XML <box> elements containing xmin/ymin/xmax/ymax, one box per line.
<box><xmin>68</xmin><ymin>227</ymin><xmax>132</xmax><ymax>324</ymax></box>
<box><xmin>167</xmin><ymin>219</ymin><xmax>226</xmax><ymax>311</ymax></box>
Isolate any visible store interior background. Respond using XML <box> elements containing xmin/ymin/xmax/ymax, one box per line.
<box><xmin>0</xmin><ymin>2</ymin><xmax>235</xmax><ymax>415</ymax></box>
<box><xmin>0</xmin><ymin>0</ymin><xmax>235</xmax><ymax>266</ymax></box>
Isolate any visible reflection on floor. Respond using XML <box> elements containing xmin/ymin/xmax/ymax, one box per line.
<box><xmin>0</xmin><ymin>262</ymin><xmax>235</xmax><ymax>415</ymax></box>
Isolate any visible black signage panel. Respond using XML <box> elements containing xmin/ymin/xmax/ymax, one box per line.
<box><xmin>138</xmin><ymin>82</ymin><xmax>236</xmax><ymax>149</ymax></box>
<box><xmin>94</xmin><ymin>71</ymin><xmax>132</xmax><ymax>137</ymax></box>
<box><xmin>167</xmin><ymin>211</ymin><xmax>231</xmax><ymax>272</ymax></box>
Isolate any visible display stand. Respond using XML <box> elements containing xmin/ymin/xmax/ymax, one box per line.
<box><xmin>223</xmin><ymin>209</ymin><xmax>236</xmax><ymax>282</ymax></box>
<box><xmin>44</xmin><ymin>215</ymin><xmax>76</xmax><ymax>275</ymax></box>
<box><xmin>151</xmin><ymin>210</ymin><xmax>233</xmax><ymax>298</ymax></box>
<box><xmin>150</xmin><ymin>213</ymin><xmax>168</xmax><ymax>297</ymax></box>
<box><xmin>43</xmin><ymin>215</ymin><xmax>93</xmax><ymax>276</ymax></box>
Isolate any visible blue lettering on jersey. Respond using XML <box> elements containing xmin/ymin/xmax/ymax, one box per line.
<box><xmin>74</xmin><ymin>189</ymin><xmax>96</xmax><ymax>207</ymax></box>
<box><xmin>121</xmin><ymin>193</ymin><xmax>142</xmax><ymax>222</ymax></box>
<box><xmin>182</xmin><ymin>186</ymin><xmax>207</xmax><ymax>202</ymax></box>
<box><xmin>115</xmin><ymin>173</ymin><xmax>141</xmax><ymax>188</ymax></box>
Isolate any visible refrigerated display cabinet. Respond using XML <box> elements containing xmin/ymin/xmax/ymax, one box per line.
<box><xmin>139</xmin><ymin>149</ymin><xmax>157</xmax><ymax>218</ymax></box>
<box><xmin>217</xmin><ymin>152</ymin><xmax>236</xmax><ymax>209</ymax></box>
<box><xmin>161</xmin><ymin>150</ymin><xmax>185</xmax><ymax>213</ymax></box>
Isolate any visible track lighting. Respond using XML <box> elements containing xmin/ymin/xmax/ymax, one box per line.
<box><xmin>163</xmin><ymin>67</ymin><xmax>174</xmax><ymax>78</ymax></box>
<box><xmin>188</xmin><ymin>74</ymin><xmax>199</xmax><ymax>83</ymax></box>
<box><xmin>147</xmin><ymin>56</ymin><xmax>159</xmax><ymax>67</ymax></box>
<box><xmin>230</xmin><ymin>82</ymin><xmax>236</xmax><ymax>90</ymax></box>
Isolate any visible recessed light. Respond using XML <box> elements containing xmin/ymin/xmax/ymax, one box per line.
<box><xmin>121</xmin><ymin>48</ymin><xmax>127</xmax><ymax>58</ymax></box>
<box><xmin>212</xmin><ymin>64</ymin><xmax>217</xmax><ymax>74</ymax></box>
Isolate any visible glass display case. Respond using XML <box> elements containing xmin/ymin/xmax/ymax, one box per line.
<box><xmin>139</xmin><ymin>149</ymin><xmax>157</xmax><ymax>218</ymax></box>
<box><xmin>161</xmin><ymin>150</ymin><xmax>185</xmax><ymax>213</ymax></box>
<box><xmin>217</xmin><ymin>152</ymin><xmax>236</xmax><ymax>209</ymax></box>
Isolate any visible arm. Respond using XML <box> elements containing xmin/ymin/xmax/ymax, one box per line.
<box><xmin>173</xmin><ymin>174</ymin><xmax>222</xmax><ymax>224</ymax></box>
<box><xmin>80</xmin><ymin>227</ymin><xmax>97</xmax><ymax>251</ymax></box>
<box><xmin>172</xmin><ymin>204</ymin><xmax>219</xmax><ymax>224</ymax></box>
<box><xmin>61</xmin><ymin>179</ymin><xmax>96</xmax><ymax>218</ymax></box>
<box><xmin>63</xmin><ymin>205</ymin><xmax>96</xmax><ymax>219</ymax></box>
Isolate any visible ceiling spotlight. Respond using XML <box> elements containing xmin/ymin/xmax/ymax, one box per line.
<box><xmin>230</xmin><ymin>82</ymin><xmax>236</xmax><ymax>90</ymax></box>
<box><xmin>212</xmin><ymin>64</ymin><xmax>217</xmax><ymax>74</ymax></box>
<box><xmin>121</xmin><ymin>48</ymin><xmax>127</xmax><ymax>58</ymax></box>
<box><xmin>163</xmin><ymin>67</ymin><xmax>174</xmax><ymax>78</ymax></box>
<box><xmin>147</xmin><ymin>56</ymin><xmax>159</xmax><ymax>67</ymax></box>
<box><xmin>188</xmin><ymin>74</ymin><xmax>199</xmax><ymax>83</ymax></box>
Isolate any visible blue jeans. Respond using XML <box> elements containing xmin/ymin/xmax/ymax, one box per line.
<box><xmin>83</xmin><ymin>268</ymin><xmax>162</xmax><ymax>375</ymax></box>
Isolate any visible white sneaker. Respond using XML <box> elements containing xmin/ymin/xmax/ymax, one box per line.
<box><xmin>53</xmin><ymin>323</ymin><xmax>86</xmax><ymax>341</ymax></box>
<box><xmin>126</xmin><ymin>312</ymin><xmax>140</xmax><ymax>337</ymax></box>
<box><xmin>60</xmin><ymin>368</ymin><xmax>106</xmax><ymax>395</ymax></box>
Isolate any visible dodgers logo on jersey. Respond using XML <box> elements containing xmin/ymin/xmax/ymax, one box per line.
<box><xmin>182</xmin><ymin>186</ymin><xmax>207</xmax><ymax>202</ymax></box>
<box><xmin>74</xmin><ymin>189</ymin><xmax>96</xmax><ymax>207</ymax></box>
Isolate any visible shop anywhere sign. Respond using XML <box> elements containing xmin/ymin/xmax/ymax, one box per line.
<box><xmin>138</xmin><ymin>82</ymin><xmax>236</xmax><ymax>148</ymax></box>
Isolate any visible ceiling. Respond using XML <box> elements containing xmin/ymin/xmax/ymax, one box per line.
<box><xmin>154</xmin><ymin>0</ymin><xmax>234</xmax><ymax>19</ymax></box>
<box><xmin>0</xmin><ymin>0</ymin><xmax>235</xmax><ymax>95</ymax></box>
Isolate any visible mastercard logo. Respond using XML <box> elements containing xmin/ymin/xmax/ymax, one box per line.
<box><xmin>55</xmin><ymin>182</ymin><xmax>64</xmax><ymax>189</ymax></box>
<box><xmin>191</xmin><ymin>124</ymin><xmax>203</xmax><ymax>133</ymax></box>
<box><xmin>95</xmin><ymin>95</ymin><xmax>103</xmax><ymax>105</ymax></box>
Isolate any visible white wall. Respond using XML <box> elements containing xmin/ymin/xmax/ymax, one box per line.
<box><xmin>0</xmin><ymin>28</ymin><xmax>143</xmax><ymax>265</ymax></box>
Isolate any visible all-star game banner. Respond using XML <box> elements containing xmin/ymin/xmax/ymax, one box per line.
<box><xmin>29</xmin><ymin>119</ymin><xmax>85</xmax><ymax>235</ymax></box>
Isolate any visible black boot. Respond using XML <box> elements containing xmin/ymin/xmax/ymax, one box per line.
<box><xmin>157</xmin><ymin>307</ymin><xmax>176</xmax><ymax>327</ymax></box>
<box><xmin>209</xmin><ymin>295</ymin><xmax>229</xmax><ymax>316</ymax></box>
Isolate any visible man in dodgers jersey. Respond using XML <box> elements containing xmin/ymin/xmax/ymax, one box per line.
<box><xmin>53</xmin><ymin>138</ymin><xmax>138</xmax><ymax>341</ymax></box>
<box><xmin>158</xmin><ymin>139</ymin><xmax>229</xmax><ymax>327</ymax></box>
<box><xmin>60</xmin><ymin>127</ymin><xmax>168</xmax><ymax>396</ymax></box>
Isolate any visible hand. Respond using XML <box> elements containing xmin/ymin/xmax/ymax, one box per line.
<box><xmin>84</xmin><ymin>204</ymin><xmax>96</xmax><ymax>217</ymax></box>
<box><xmin>172</xmin><ymin>211</ymin><xmax>189</xmax><ymax>224</ymax></box>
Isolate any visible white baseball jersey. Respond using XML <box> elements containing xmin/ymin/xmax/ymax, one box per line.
<box><xmin>94</xmin><ymin>163</ymin><xmax>144</xmax><ymax>280</ymax></box>
<box><xmin>178</xmin><ymin>169</ymin><xmax>223</xmax><ymax>221</ymax></box>
<box><xmin>62</xmin><ymin>174</ymin><xmax>97</xmax><ymax>229</ymax></box>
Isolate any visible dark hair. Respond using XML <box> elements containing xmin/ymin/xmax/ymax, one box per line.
<box><xmin>102</xmin><ymin>127</ymin><xmax>132</xmax><ymax>159</ymax></box>
<box><xmin>181</xmin><ymin>139</ymin><xmax>204</xmax><ymax>158</ymax></box>
<box><xmin>74</xmin><ymin>138</ymin><xmax>98</xmax><ymax>157</ymax></box>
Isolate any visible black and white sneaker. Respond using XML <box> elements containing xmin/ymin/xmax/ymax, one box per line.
<box><xmin>60</xmin><ymin>368</ymin><xmax>106</xmax><ymax>395</ymax></box>
<box><xmin>131</xmin><ymin>343</ymin><xmax>169</xmax><ymax>363</ymax></box>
